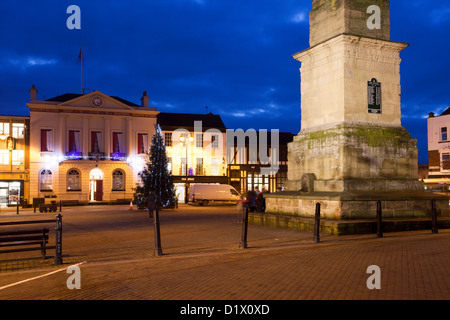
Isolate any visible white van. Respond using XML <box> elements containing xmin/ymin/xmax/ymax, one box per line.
<box><xmin>189</xmin><ymin>184</ymin><xmax>241</xmax><ymax>206</ymax></box>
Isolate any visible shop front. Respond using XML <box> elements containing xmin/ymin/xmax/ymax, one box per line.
<box><xmin>0</xmin><ymin>180</ymin><xmax>24</xmax><ymax>206</ymax></box>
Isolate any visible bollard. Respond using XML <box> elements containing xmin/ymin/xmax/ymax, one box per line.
<box><xmin>240</xmin><ymin>206</ymin><xmax>249</xmax><ymax>249</ymax></box>
<box><xmin>314</xmin><ymin>203</ymin><xmax>320</xmax><ymax>243</ymax></box>
<box><xmin>376</xmin><ymin>201</ymin><xmax>383</xmax><ymax>238</ymax></box>
<box><xmin>16</xmin><ymin>202</ymin><xmax>19</xmax><ymax>215</ymax></box>
<box><xmin>153</xmin><ymin>209</ymin><xmax>163</xmax><ymax>256</ymax></box>
<box><xmin>431</xmin><ymin>199</ymin><xmax>438</xmax><ymax>234</ymax></box>
<box><xmin>55</xmin><ymin>213</ymin><xmax>63</xmax><ymax>265</ymax></box>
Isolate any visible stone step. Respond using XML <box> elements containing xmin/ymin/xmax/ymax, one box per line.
<box><xmin>249</xmin><ymin>213</ymin><xmax>450</xmax><ymax>236</ymax></box>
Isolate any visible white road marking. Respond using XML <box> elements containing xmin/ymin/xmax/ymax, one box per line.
<box><xmin>0</xmin><ymin>261</ymin><xmax>86</xmax><ymax>291</ymax></box>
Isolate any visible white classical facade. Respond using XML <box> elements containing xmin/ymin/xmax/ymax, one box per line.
<box><xmin>27</xmin><ymin>86</ymin><xmax>158</xmax><ymax>203</ymax></box>
<box><xmin>426</xmin><ymin>109</ymin><xmax>450</xmax><ymax>191</ymax></box>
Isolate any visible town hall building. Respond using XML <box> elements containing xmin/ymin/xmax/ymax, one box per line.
<box><xmin>27</xmin><ymin>85</ymin><xmax>158</xmax><ymax>204</ymax></box>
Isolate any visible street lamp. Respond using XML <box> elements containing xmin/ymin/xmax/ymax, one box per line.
<box><xmin>180</xmin><ymin>135</ymin><xmax>194</xmax><ymax>203</ymax></box>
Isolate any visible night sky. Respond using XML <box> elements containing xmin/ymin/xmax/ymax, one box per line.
<box><xmin>1</xmin><ymin>0</ymin><xmax>449</xmax><ymax>164</ymax></box>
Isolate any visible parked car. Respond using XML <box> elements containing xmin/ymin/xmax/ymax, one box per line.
<box><xmin>189</xmin><ymin>184</ymin><xmax>241</xmax><ymax>206</ymax></box>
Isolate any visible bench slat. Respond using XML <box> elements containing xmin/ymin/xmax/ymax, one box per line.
<box><xmin>0</xmin><ymin>228</ymin><xmax>49</xmax><ymax>237</ymax></box>
<box><xmin>0</xmin><ymin>220</ymin><xmax>55</xmax><ymax>226</ymax></box>
<box><xmin>0</xmin><ymin>235</ymin><xmax>49</xmax><ymax>243</ymax></box>
<box><xmin>0</xmin><ymin>245</ymin><xmax>55</xmax><ymax>254</ymax></box>
<box><xmin>0</xmin><ymin>240</ymin><xmax>48</xmax><ymax>248</ymax></box>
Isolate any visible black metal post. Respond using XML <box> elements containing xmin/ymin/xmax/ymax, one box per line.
<box><xmin>240</xmin><ymin>206</ymin><xmax>249</xmax><ymax>249</ymax></box>
<box><xmin>16</xmin><ymin>201</ymin><xmax>19</xmax><ymax>215</ymax></box>
<box><xmin>314</xmin><ymin>203</ymin><xmax>320</xmax><ymax>243</ymax></box>
<box><xmin>376</xmin><ymin>201</ymin><xmax>383</xmax><ymax>238</ymax></box>
<box><xmin>153</xmin><ymin>209</ymin><xmax>163</xmax><ymax>256</ymax></box>
<box><xmin>55</xmin><ymin>213</ymin><xmax>63</xmax><ymax>265</ymax></box>
<box><xmin>431</xmin><ymin>199</ymin><xmax>438</xmax><ymax>234</ymax></box>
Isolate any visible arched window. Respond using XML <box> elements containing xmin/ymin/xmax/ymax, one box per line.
<box><xmin>112</xmin><ymin>169</ymin><xmax>125</xmax><ymax>191</ymax></box>
<box><xmin>67</xmin><ymin>169</ymin><xmax>81</xmax><ymax>191</ymax></box>
<box><xmin>40</xmin><ymin>169</ymin><xmax>53</xmax><ymax>191</ymax></box>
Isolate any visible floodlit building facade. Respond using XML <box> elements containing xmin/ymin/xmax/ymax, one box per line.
<box><xmin>27</xmin><ymin>86</ymin><xmax>158</xmax><ymax>204</ymax></box>
<box><xmin>0</xmin><ymin>116</ymin><xmax>30</xmax><ymax>207</ymax></box>
<box><xmin>157</xmin><ymin>112</ymin><xmax>228</xmax><ymax>202</ymax></box>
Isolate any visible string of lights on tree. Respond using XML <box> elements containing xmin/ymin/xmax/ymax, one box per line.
<box><xmin>134</xmin><ymin>124</ymin><xmax>177</xmax><ymax>208</ymax></box>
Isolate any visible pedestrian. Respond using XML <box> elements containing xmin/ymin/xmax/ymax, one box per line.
<box><xmin>261</xmin><ymin>187</ymin><xmax>269</xmax><ymax>212</ymax></box>
<box><xmin>147</xmin><ymin>189</ymin><xmax>156</xmax><ymax>219</ymax></box>
<box><xmin>256</xmin><ymin>192</ymin><xmax>264</xmax><ymax>212</ymax></box>
<box><xmin>248</xmin><ymin>188</ymin><xmax>257</xmax><ymax>212</ymax></box>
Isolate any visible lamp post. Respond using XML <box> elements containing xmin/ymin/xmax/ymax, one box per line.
<box><xmin>180</xmin><ymin>135</ymin><xmax>194</xmax><ymax>203</ymax></box>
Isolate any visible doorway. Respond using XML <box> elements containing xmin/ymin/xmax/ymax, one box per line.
<box><xmin>89</xmin><ymin>168</ymin><xmax>104</xmax><ymax>201</ymax></box>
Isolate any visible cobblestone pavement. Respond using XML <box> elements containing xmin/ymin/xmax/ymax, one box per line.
<box><xmin>0</xmin><ymin>204</ymin><xmax>449</xmax><ymax>303</ymax></box>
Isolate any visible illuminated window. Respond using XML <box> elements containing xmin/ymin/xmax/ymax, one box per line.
<box><xmin>67</xmin><ymin>169</ymin><xmax>81</xmax><ymax>191</ymax></box>
<box><xmin>196</xmin><ymin>133</ymin><xmax>203</xmax><ymax>148</ymax></box>
<box><xmin>165</xmin><ymin>133</ymin><xmax>172</xmax><ymax>147</ymax></box>
<box><xmin>12</xmin><ymin>123</ymin><xmax>24</xmax><ymax>139</ymax></box>
<box><xmin>0</xmin><ymin>150</ymin><xmax>8</xmax><ymax>165</ymax></box>
<box><xmin>40</xmin><ymin>169</ymin><xmax>53</xmax><ymax>191</ymax></box>
<box><xmin>12</xmin><ymin>150</ymin><xmax>24</xmax><ymax>166</ymax></box>
<box><xmin>0</xmin><ymin>122</ymin><xmax>9</xmax><ymax>136</ymax></box>
<box><xmin>196</xmin><ymin>158</ymin><xmax>203</xmax><ymax>176</ymax></box>
<box><xmin>442</xmin><ymin>127</ymin><xmax>448</xmax><ymax>142</ymax></box>
<box><xmin>167</xmin><ymin>157</ymin><xmax>172</xmax><ymax>175</ymax></box>
<box><xmin>41</xmin><ymin>129</ymin><xmax>54</xmax><ymax>152</ymax></box>
<box><xmin>137</xmin><ymin>133</ymin><xmax>148</xmax><ymax>154</ymax></box>
<box><xmin>112</xmin><ymin>169</ymin><xmax>125</xmax><ymax>190</ymax></box>
<box><xmin>211</xmin><ymin>158</ymin><xmax>219</xmax><ymax>176</ymax></box>
<box><xmin>90</xmin><ymin>131</ymin><xmax>102</xmax><ymax>153</ymax></box>
<box><xmin>443</xmin><ymin>153</ymin><xmax>450</xmax><ymax>170</ymax></box>
<box><xmin>68</xmin><ymin>130</ymin><xmax>81</xmax><ymax>153</ymax></box>
<box><xmin>112</xmin><ymin>132</ymin><xmax>124</xmax><ymax>154</ymax></box>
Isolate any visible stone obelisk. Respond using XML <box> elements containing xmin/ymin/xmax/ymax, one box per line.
<box><xmin>258</xmin><ymin>0</ymin><xmax>449</xmax><ymax>233</ymax></box>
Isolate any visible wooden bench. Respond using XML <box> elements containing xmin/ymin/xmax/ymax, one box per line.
<box><xmin>39</xmin><ymin>203</ymin><xmax>58</xmax><ymax>212</ymax></box>
<box><xmin>0</xmin><ymin>216</ymin><xmax>63</xmax><ymax>265</ymax></box>
<box><xmin>0</xmin><ymin>228</ymin><xmax>52</xmax><ymax>258</ymax></box>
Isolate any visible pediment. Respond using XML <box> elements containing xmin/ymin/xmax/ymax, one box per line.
<box><xmin>57</xmin><ymin>91</ymin><xmax>136</xmax><ymax>111</ymax></box>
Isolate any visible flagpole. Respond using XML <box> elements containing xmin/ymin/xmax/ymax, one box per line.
<box><xmin>80</xmin><ymin>45</ymin><xmax>84</xmax><ymax>94</ymax></box>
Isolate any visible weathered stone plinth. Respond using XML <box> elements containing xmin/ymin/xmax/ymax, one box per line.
<box><xmin>254</xmin><ymin>191</ymin><xmax>450</xmax><ymax>235</ymax></box>
<box><xmin>285</xmin><ymin>124</ymin><xmax>423</xmax><ymax>193</ymax></box>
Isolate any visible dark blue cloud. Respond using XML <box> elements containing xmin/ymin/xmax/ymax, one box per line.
<box><xmin>0</xmin><ymin>1</ymin><xmax>449</xmax><ymax>164</ymax></box>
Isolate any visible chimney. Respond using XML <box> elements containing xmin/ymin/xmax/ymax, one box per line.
<box><xmin>141</xmin><ymin>91</ymin><xmax>149</xmax><ymax>107</ymax></box>
<box><xmin>30</xmin><ymin>84</ymin><xmax>38</xmax><ymax>101</ymax></box>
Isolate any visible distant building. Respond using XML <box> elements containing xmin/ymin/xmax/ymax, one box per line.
<box><xmin>0</xmin><ymin>116</ymin><xmax>30</xmax><ymax>207</ymax></box>
<box><xmin>227</xmin><ymin>131</ymin><xmax>293</xmax><ymax>194</ymax></box>
<box><xmin>27</xmin><ymin>86</ymin><xmax>158</xmax><ymax>204</ymax></box>
<box><xmin>157</xmin><ymin>112</ymin><xmax>228</xmax><ymax>202</ymax></box>
<box><xmin>426</xmin><ymin>109</ymin><xmax>450</xmax><ymax>193</ymax></box>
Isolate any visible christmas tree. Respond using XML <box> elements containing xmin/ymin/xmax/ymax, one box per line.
<box><xmin>134</xmin><ymin>124</ymin><xmax>177</xmax><ymax>209</ymax></box>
